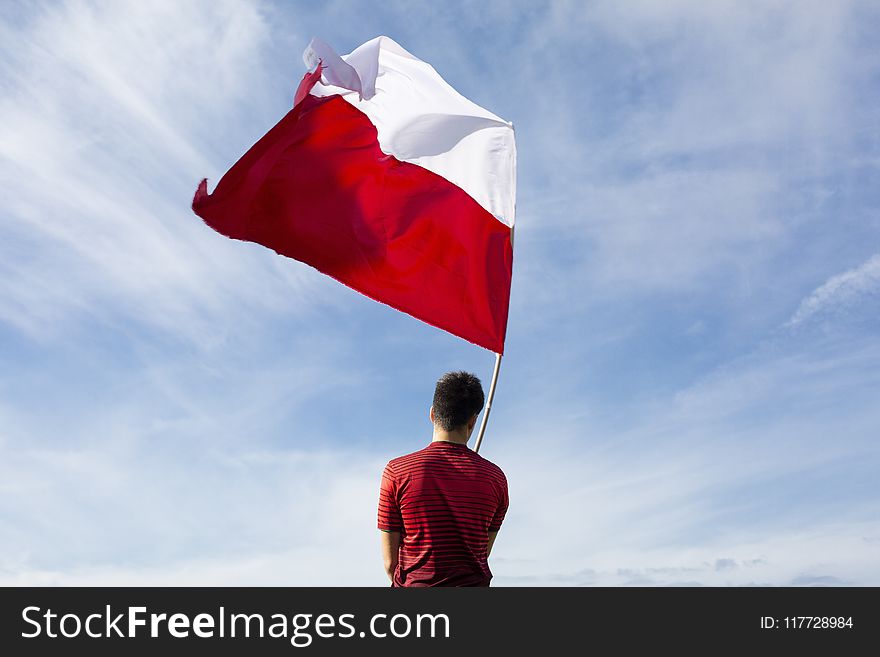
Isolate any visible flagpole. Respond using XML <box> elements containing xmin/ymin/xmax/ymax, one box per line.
<box><xmin>473</xmin><ymin>223</ymin><xmax>513</xmax><ymax>454</ymax></box>
<box><xmin>473</xmin><ymin>352</ymin><xmax>502</xmax><ymax>454</ymax></box>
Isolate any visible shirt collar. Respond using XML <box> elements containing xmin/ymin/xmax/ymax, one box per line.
<box><xmin>428</xmin><ymin>440</ymin><xmax>470</xmax><ymax>449</ymax></box>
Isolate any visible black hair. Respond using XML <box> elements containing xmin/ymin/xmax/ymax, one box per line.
<box><xmin>432</xmin><ymin>371</ymin><xmax>484</xmax><ymax>431</ymax></box>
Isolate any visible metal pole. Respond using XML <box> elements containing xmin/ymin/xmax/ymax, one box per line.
<box><xmin>473</xmin><ymin>352</ymin><xmax>502</xmax><ymax>454</ymax></box>
<box><xmin>473</xmin><ymin>222</ymin><xmax>513</xmax><ymax>454</ymax></box>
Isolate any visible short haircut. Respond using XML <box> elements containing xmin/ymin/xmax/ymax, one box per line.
<box><xmin>432</xmin><ymin>371</ymin><xmax>485</xmax><ymax>431</ymax></box>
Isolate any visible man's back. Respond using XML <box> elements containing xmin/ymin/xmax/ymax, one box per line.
<box><xmin>378</xmin><ymin>440</ymin><xmax>508</xmax><ymax>587</ymax></box>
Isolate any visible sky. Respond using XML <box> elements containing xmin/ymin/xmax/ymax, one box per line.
<box><xmin>1</xmin><ymin>0</ymin><xmax>878</xmax><ymax>586</ymax></box>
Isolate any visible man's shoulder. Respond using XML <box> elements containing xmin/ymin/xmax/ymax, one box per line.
<box><xmin>385</xmin><ymin>445</ymin><xmax>432</xmax><ymax>471</ymax></box>
<box><xmin>473</xmin><ymin>452</ymin><xmax>507</xmax><ymax>481</ymax></box>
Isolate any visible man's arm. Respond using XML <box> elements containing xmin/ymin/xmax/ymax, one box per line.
<box><xmin>487</xmin><ymin>472</ymin><xmax>508</xmax><ymax>558</ymax></box>
<box><xmin>380</xmin><ymin>530</ymin><xmax>401</xmax><ymax>583</ymax></box>
<box><xmin>487</xmin><ymin>530</ymin><xmax>499</xmax><ymax>557</ymax></box>
<box><xmin>377</xmin><ymin>462</ymin><xmax>402</xmax><ymax>583</ymax></box>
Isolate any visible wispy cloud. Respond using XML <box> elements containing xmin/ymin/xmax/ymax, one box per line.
<box><xmin>507</xmin><ymin>0</ymin><xmax>876</xmax><ymax>328</ymax></box>
<box><xmin>787</xmin><ymin>253</ymin><xmax>880</xmax><ymax>327</ymax></box>
<box><xmin>0</xmin><ymin>0</ymin><xmax>333</xmax><ymax>344</ymax></box>
<box><xmin>487</xmin><ymin>330</ymin><xmax>880</xmax><ymax>585</ymax></box>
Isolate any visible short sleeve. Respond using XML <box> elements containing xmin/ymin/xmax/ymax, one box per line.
<box><xmin>488</xmin><ymin>472</ymin><xmax>508</xmax><ymax>532</ymax></box>
<box><xmin>377</xmin><ymin>462</ymin><xmax>403</xmax><ymax>532</ymax></box>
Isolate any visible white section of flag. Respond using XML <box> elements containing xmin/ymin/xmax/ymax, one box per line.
<box><xmin>305</xmin><ymin>36</ymin><xmax>516</xmax><ymax>227</ymax></box>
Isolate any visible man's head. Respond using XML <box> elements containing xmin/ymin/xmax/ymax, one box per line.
<box><xmin>430</xmin><ymin>371</ymin><xmax>485</xmax><ymax>434</ymax></box>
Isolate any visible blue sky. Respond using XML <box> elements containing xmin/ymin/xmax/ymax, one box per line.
<box><xmin>1</xmin><ymin>0</ymin><xmax>878</xmax><ymax>585</ymax></box>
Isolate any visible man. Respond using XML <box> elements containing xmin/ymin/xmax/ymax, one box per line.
<box><xmin>377</xmin><ymin>371</ymin><xmax>509</xmax><ymax>587</ymax></box>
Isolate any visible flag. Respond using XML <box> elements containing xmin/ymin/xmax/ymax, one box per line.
<box><xmin>192</xmin><ymin>36</ymin><xmax>516</xmax><ymax>353</ymax></box>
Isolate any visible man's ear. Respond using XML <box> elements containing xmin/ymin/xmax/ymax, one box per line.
<box><xmin>469</xmin><ymin>412</ymin><xmax>479</xmax><ymax>431</ymax></box>
<box><xmin>429</xmin><ymin>406</ymin><xmax>435</xmax><ymax>424</ymax></box>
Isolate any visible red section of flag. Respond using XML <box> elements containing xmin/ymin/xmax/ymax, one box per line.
<box><xmin>192</xmin><ymin>94</ymin><xmax>513</xmax><ymax>353</ymax></box>
<box><xmin>293</xmin><ymin>62</ymin><xmax>323</xmax><ymax>108</ymax></box>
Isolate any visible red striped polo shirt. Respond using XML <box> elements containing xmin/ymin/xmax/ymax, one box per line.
<box><xmin>378</xmin><ymin>440</ymin><xmax>509</xmax><ymax>587</ymax></box>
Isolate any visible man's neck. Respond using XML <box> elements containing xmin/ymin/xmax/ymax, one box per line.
<box><xmin>431</xmin><ymin>428</ymin><xmax>470</xmax><ymax>445</ymax></box>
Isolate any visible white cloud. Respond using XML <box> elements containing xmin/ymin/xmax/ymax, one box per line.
<box><xmin>507</xmin><ymin>0</ymin><xmax>869</xmax><ymax>312</ymax></box>
<box><xmin>788</xmin><ymin>254</ymin><xmax>880</xmax><ymax>327</ymax></box>
<box><xmin>0</xmin><ymin>0</ymin><xmax>332</xmax><ymax>344</ymax></box>
<box><xmin>0</xmin><ymin>446</ymin><xmax>390</xmax><ymax>586</ymax></box>
<box><xmin>493</xmin><ymin>520</ymin><xmax>879</xmax><ymax>586</ymax></box>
